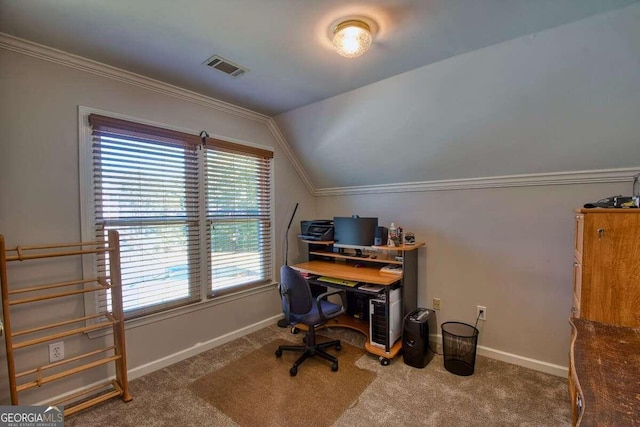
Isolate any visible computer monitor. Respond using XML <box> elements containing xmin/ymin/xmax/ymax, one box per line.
<box><xmin>333</xmin><ymin>216</ymin><xmax>378</xmax><ymax>251</ymax></box>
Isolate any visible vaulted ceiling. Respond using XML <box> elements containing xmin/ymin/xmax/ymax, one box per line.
<box><xmin>2</xmin><ymin>1</ymin><xmax>639</xmax><ymax>190</ymax></box>
<box><xmin>1</xmin><ymin>0</ymin><xmax>636</xmax><ymax>116</ymax></box>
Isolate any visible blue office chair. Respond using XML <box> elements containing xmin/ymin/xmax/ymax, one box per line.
<box><xmin>275</xmin><ymin>265</ymin><xmax>347</xmax><ymax>376</ymax></box>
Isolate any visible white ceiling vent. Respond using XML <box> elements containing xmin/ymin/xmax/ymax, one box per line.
<box><xmin>202</xmin><ymin>55</ymin><xmax>248</xmax><ymax>78</ymax></box>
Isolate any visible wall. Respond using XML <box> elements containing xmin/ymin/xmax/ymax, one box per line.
<box><xmin>275</xmin><ymin>3</ymin><xmax>640</xmax><ymax>189</ymax></box>
<box><xmin>272</xmin><ymin>2</ymin><xmax>640</xmax><ymax>374</ymax></box>
<box><xmin>313</xmin><ymin>181</ymin><xmax>632</xmax><ymax>372</ymax></box>
<box><xmin>0</xmin><ymin>48</ymin><xmax>313</xmax><ymax>404</ymax></box>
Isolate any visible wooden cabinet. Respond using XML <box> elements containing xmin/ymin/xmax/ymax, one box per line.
<box><xmin>572</xmin><ymin>209</ymin><xmax>640</xmax><ymax>328</ymax></box>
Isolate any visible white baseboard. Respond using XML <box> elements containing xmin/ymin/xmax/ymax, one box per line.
<box><xmin>477</xmin><ymin>344</ymin><xmax>567</xmax><ymax>377</ymax></box>
<box><xmin>127</xmin><ymin>314</ymin><xmax>283</xmax><ymax>380</ymax></box>
<box><xmin>37</xmin><ymin>319</ymin><xmax>566</xmax><ymax>406</ymax></box>
<box><xmin>36</xmin><ymin>314</ymin><xmax>282</xmax><ymax>406</ymax></box>
<box><xmin>434</xmin><ymin>334</ymin><xmax>567</xmax><ymax>377</ymax></box>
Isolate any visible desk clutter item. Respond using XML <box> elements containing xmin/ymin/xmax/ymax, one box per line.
<box><xmin>404</xmin><ymin>232</ymin><xmax>416</xmax><ymax>245</ymax></box>
<box><xmin>358</xmin><ymin>284</ymin><xmax>384</xmax><ymax>293</ymax></box>
<box><xmin>583</xmin><ymin>195</ymin><xmax>638</xmax><ymax>208</ymax></box>
<box><xmin>380</xmin><ymin>264</ymin><xmax>403</xmax><ymax>274</ymax></box>
<box><xmin>0</xmin><ymin>231</ymin><xmax>132</xmax><ymax>415</ymax></box>
<box><xmin>298</xmin><ymin>219</ymin><xmax>334</xmax><ymax>241</ymax></box>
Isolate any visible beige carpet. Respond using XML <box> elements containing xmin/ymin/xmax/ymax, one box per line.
<box><xmin>64</xmin><ymin>325</ymin><xmax>571</xmax><ymax>426</ymax></box>
<box><xmin>189</xmin><ymin>338</ymin><xmax>376</xmax><ymax>427</ymax></box>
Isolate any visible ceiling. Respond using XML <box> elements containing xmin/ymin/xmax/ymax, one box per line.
<box><xmin>1</xmin><ymin>0</ymin><xmax>637</xmax><ymax>117</ymax></box>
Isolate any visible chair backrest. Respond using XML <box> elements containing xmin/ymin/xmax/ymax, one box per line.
<box><xmin>280</xmin><ymin>265</ymin><xmax>313</xmax><ymax>315</ymax></box>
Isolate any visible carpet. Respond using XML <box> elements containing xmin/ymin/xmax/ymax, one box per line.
<box><xmin>189</xmin><ymin>337</ymin><xmax>376</xmax><ymax>427</ymax></box>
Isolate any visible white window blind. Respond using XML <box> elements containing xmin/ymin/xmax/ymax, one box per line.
<box><xmin>205</xmin><ymin>145</ymin><xmax>272</xmax><ymax>297</ymax></box>
<box><xmin>90</xmin><ymin>114</ymin><xmax>202</xmax><ymax>319</ymax></box>
<box><xmin>87</xmin><ymin>113</ymin><xmax>273</xmax><ymax>320</ymax></box>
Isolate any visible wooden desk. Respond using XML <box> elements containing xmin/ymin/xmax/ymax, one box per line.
<box><xmin>293</xmin><ymin>241</ymin><xmax>424</xmax><ymax>365</ymax></box>
<box><xmin>569</xmin><ymin>318</ymin><xmax>640</xmax><ymax>426</ymax></box>
<box><xmin>291</xmin><ymin>259</ymin><xmax>404</xmax><ymax>363</ymax></box>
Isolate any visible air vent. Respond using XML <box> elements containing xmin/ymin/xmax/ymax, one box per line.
<box><xmin>202</xmin><ymin>55</ymin><xmax>248</xmax><ymax>78</ymax></box>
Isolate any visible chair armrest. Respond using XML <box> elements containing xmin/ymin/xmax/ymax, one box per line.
<box><xmin>315</xmin><ymin>289</ymin><xmax>347</xmax><ymax>321</ymax></box>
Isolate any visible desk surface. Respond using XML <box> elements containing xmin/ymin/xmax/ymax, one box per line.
<box><xmin>570</xmin><ymin>318</ymin><xmax>640</xmax><ymax>426</ymax></box>
<box><xmin>291</xmin><ymin>260</ymin><xmax>400</xmax><ymax>286</ymax></box>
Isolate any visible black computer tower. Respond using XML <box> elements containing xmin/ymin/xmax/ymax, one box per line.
<box><xmin>346</xmin><ymin>292</ymin><xmax>372</xmax><ymax>320</ymax></box>
<box><xmin>402</xmin><ymin>308</ymin><xmax>437</xmax><ymax>368</ymax></box>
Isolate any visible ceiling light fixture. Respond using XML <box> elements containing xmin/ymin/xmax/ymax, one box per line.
<box><xmin>332</xmin><ymin>20</ymin><xmax>372</xmax><ymax>58</ymax></box>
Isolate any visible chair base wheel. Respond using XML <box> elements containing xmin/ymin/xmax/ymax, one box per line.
<box><xmin>331</xmin><ymin>362</ymin><xmax>338</xmax><ymax>372</ymax></box>
<box><xmin>290</xmin><ymin>366</ymin><xmax>298</xmax><ymax>376</ymax></box>
<box><xmin>275</xmin><ymin>349</ymin><xmax>283</xmax><ymax>358</ymax></box>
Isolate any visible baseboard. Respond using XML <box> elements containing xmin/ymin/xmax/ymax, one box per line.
<box><xmin>36</xmin><ymin>314</ymin><xmax>282</xmax><ymax>406</ymax></box>
<box><xmin>434</xmin><ymin>334</ymin><xmax>567</xmax><ymax>378</ymax></box>
<box><xmin>37</xmin><ymin>319</ymin><xmax>565</xmax><ymax>405</ymax></box>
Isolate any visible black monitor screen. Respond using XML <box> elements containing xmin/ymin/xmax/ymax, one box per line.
<box><xmin>333</xmin><ymin>216</ymin><xmax>378</xmax><ymax>249</ymax></box>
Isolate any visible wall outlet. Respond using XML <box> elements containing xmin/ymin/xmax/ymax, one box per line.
<box><xmin>49</xmin><ymin>341</ymin><xmax>64</xmax><ymax>363</ymax></box>
<box><xmin>433</xmin><ymin>298</ymin><xmax>441</xmax><ymax>310</ymax></box>
<box><xmin>477</xmin><ymin>306</ymin><xmax>487</xmax><ymax>321</ymax></box>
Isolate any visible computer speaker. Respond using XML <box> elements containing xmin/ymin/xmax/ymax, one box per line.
<box><xmin>374</xmin><ymin>226</ymin><xmax>388</xmax><ymax>246</ymax></box>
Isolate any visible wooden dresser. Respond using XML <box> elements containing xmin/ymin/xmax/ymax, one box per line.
<box><xmin>569</xmin><ymin>318</ymin><xmax>640</xmax><ymax>426</ymax></box>
<box><xmin>572</xmin><ymin>209</ymin><xmax>640</xmax><ymax>327</ymax></box>
<box><xmin>569</xmin><ymin>209</ymin><xmax>640</xmax><ymax>425</ymax></box>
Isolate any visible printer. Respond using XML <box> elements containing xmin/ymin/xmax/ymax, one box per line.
<box><xmin>298</xmin><ymin>220</ymin><xmax>334</xmax><ymax>241</ymax></box>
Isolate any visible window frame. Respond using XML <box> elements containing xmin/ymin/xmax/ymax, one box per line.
<box><xmin>78</xmin><ymin>106</ymin><xmax>276</xmax><ymax>332</ymax></box>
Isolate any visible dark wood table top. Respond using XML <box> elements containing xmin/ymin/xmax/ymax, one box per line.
<box><xmin>570</xmin><ymin>318</ymin><xmax>640</xmax><ymax>426</ymax></box>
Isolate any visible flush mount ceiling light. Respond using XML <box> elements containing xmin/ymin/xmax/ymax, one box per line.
<box><xmin>332</xmin><ymin>19</ymin><xmax>373</xmax><ymax>58</ymax></box>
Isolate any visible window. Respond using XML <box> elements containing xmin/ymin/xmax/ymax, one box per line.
<box><xmin>84</xmin><ymin>113</ymin><xmax>273</xmax><ymax>320</ymax></box>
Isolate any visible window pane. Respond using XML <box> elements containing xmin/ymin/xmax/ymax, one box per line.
<box><xmin>210</xmin><ymin>219</ymin><xmax>268</xmax><ymax>290</ymax></box>
<box><xmin>93</xmin><ymin>133</ymin><xmax>200</xmax><ymax>318</ymax></box>
<box><xmin>98</xmin><ymin>223</ymin><xmax>200</xmax><ymax>318</ymax></box>
<box><xmin>206</xmin><ymin>149</ymin><xmax>272</xmax><ymax>296</ymax></box>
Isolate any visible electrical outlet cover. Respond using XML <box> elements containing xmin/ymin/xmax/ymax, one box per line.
<box><xmin>49</xmin><ymin>342</ymin><xmax>64</xmax><ymax>362</ymax></box>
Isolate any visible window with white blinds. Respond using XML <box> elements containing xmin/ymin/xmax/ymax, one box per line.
<box><xmin>87</xmin><ymin>113</ymin><xmax>273</xmax><ymax>320</ymax></box>
<box><xmin>206</xmin><ymin>147</ymin><xmax>272</xmax><ymax>296</ymax></box>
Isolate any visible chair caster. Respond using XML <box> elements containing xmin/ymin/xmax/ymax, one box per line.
<box><xmin>290</xmin><ymin>366</ymin><xmax>298</xmax><ymax>376</ymax></box>
<box><xmin>379</xmin><ymin>357</ymin><xmax>390</xmax><ymax>366</ymax></box>
<box><xmin>331</xmin><ymin>362</ymin><xmax>339</xmax><ymax>372</ymax></box>
<box><xmin>275</xmin><ymin>349</ymin><xmax>282</xmax><ymax>358</ymax></box>
<box><xmin>291</xmin><ymin>327</ymin><xmax>300</xmax><ymax>334</ymax></box>
<box><xmin>335</xmin><ymin>344</ymin><xmax>341</xmax><ymax>351</ymax></box>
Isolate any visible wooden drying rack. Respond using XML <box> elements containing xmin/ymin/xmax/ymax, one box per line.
<box><xmin>0</xmin><ymin>230</ymin><xmax>132</xmax><ymax>415</ymax></box>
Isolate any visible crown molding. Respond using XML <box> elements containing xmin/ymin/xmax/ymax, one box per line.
<box><xmin>314</xmin><ymin>167</ymin><xmax>640</xmax><ymax>197</ymax></box>
<box><xmin>265</xmin><ymin>119</ymin><xmax>316</xmax><ymax>195</ymax></box>
<box><xmin>0</xmin><ymin>32</ymin><xmax>317</xmax><ymax>196</ymax></box>
<box><xmin>2</xmin><ymin>34</ymin><xmax>636</xmax><ymax>199</ymax></box>
<box><xmin>0</xmin><ymin>33</ymin><xmax>269</xmax><ymax>123</ymax></box>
